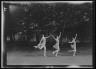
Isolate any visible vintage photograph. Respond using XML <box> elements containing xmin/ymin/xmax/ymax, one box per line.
<box><xmin>1</xmin><ymin>1</ymin><xmax>94</xmax><ymax>68</ymax></box>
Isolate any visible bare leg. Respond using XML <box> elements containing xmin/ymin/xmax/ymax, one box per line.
<box><xmin>34</xmin><ymin>46</ymin><xmax>37</xmax><ymax>48</ymax></box>
<box><xmin>73</xmin><ymin>45</ymin><xmax>76</xmax><ymax>56</ymax></box>
<box><xmin>68</xmin><ymin>50</ymin><xmax>74</xmax><ymax>52</ymax></box>
<box><xmin>44</xmin><ymin>46</ymin><xmax>46</xmax><ymax>57</ymax></box>
<box><xmin>73</xmin><ymin>47</ymin><xmax>76</xmax><ymax>56</ymax></box>
<box><xmin>34</xmin><ymin>43</ymin><xmax>41</xmax><ymax>49</ymax></box>
<box><xmin>53</xmin><ymin>45</ymin><xmax>57</xmax><ymax>55</ymax></box>
<box><xmin>55</xmin><ymin>50</ymin><xmax>59</xmax><ymax>57</ymax></box>
<box><xmin>53</xmin><ymin>51</ymin><xmax>55</xmax><ymax>54</ymax></box>
<box><xmin>53</xmin><ymin>50</ymin><xmax>56</xmax><ymax>55</ymax></box>
<box><xmin>68</xmin><ymin>49</ymin><xmax>76</xmax><ymax>56</ymax></box>
<box><xmin>73</xmin><ymin>51</ymin><xmax>76</xmax><ymax>56</ymax></box>
<box><xmin>53</xmin><ymin>49</ymin><xmax>59</xmax><ymax>55</ymax></box>
<box><xmin>68</xmin><ymin>45</ymin><xmax>74</xmax><ymax>52</ymax></box>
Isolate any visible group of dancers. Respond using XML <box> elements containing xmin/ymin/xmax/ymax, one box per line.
<box><xmin>34</xmin><ymin>32</ymin><xmax>77</xmax><ymax>57</ymax></box>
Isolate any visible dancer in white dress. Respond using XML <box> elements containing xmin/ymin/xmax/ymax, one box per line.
<box><xmin>68</xmin><ymin>34</ymin><xmax>77</xmax><ymax>56</ymax></box>
<box><xmin>52</xmin><ymin>32</ymin><xmax>61</xmax><ymax>57</ymax></box>
<box><xmin>34</xmin><ymin>35</ymin><xmax>50</xmax><ymax>57</ymax></box>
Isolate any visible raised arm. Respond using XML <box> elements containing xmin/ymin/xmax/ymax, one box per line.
<box><xmin>69</xmin><ymin>38</ymin><xmax>74</xmax><ymax>43</ymax></box>
<box><xmin>58</xmin><ymin>32</ymin><xmax>61</xmax><ymax>38</ymax></box>
<box><xmin>74</xmin><ymin>34</ymin><xmax>77</xmax><ymax>40</ymax></box>
<box><xmin>45</xmin><ymin>36</ymin><xmax>50</xmax><ymax>39</ymax></box>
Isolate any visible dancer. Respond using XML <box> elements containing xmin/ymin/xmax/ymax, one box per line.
<box><xmin>68</xmin><ymin>34</ymin><xmax>77</xmax><ymax>56</ymax></box>
<box><xmin>52</xmin><ymin>32</ymin><xmax>61</xmax><ymax>57</ymax></box>
<box><xmin>34</xmin><ymin>34</ymin><xmax>50</xmax><ymax>57</ymax></box>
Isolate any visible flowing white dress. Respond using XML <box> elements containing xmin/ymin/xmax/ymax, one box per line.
<box><xmin>37</xmin><ymin>37</ymin><xmax>46</xmax><ymax>49</ymax></box>
<box><xmin>53</xmin><ymin>38</ymin><xmax>60</xmax><ymax>51</ymax></box>
<box><xmin>71</xmin><ymin>40</ymin><xmax>76</xmax><ymax>51</ymax></box>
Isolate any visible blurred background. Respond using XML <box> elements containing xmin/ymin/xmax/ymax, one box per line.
<box><xmin>3</xmin><ymin>2</ymin><xmax>93</xmax><ymax>54</ymax></box>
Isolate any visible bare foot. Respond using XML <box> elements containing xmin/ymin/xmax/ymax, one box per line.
<box><xmin>55</xmin><ymin>55</ymin><xmax>58</xmax><ymax>57</ymax></box>
<box><xmin>44</xmin><ymin>55</ymin><xmax>46</xmax><ymax>57</ymax></box>
<box><xmin>73</xmin><ymin>55</ymin><xmax>75</xmax><ymax>56</ymax></box>
<box><xmin>53</xmin><ymin>52</ymin><xmax>55</xmax><ymax>54</ymax></box>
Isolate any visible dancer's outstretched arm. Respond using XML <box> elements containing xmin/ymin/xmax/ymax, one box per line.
<box><xmin>69</xmin><ymin>39</ymin><xmax>73</xmax><ymax>43</ymax></box>
<box><xmin>69</xmin><ymin>41</ymin><xmax>72</xmax><ymax>43</ymax></box>
<box><xmin>58</xmin><ymin>32</ymin><xmax>61</xmax><ymax>38</ymax></box>
<box><xmin>45</xmin><ymin>36</ymin><xmax>50</xmax><ymax>39</ymax></box>
<box><xmin>51</xmin><ymin>35</ymin><xmax>56</xmax><ymax>40</ymax></box>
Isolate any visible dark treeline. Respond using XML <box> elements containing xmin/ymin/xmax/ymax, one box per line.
<box><xmin>3</xmin><ymin>2</ymin><xmax>93</xmax><ymax>50</ymax></box>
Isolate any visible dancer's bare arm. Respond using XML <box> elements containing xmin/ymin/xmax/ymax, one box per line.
<box><xmin>45</xmin><ymin>36</ymin><xmax>50</xmax><ymax>38</ymax></box>
<box><xmin>74</xmin><ymin>34</ymin><xmax>77</xmax><ymax>40</ymax></box>
<box><xmin>69</xmin><ymin>41</ymin><xmax>72</xmax><ymax>43</ymax></box>
<box><xmin>51</xmin><ymin>35</ymin><xmax>56</xmax><ymax>40</ymax></box>
<box><xmin>58</xmin><ymin>32</ymin><xmax>61</xmax><ymax>38</ymax></box>
<box><xmin>69</xmin><ymin>40</ymin><xmax>74</xmax><ymax>43</ymax></box>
